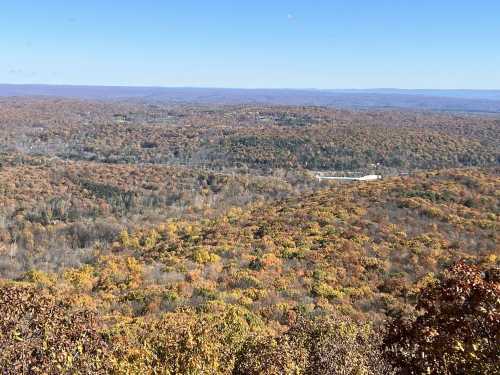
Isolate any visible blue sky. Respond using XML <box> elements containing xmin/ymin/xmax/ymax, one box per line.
<box><xmin>1</xmin><ymin>1</ymin><xmax>499</xmax><ymax>89</ymax></box>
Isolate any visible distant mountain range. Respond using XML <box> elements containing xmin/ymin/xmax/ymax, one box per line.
<box><xmin>1</xmin><ymin>84</ymin><xmax>500</xmax><ymax>113</ymax></box>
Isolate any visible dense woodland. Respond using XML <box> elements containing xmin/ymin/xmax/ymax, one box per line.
<box><xmin>0</xmin><ymin>98</ymin><xmax>498</xmax><ymax>374</ymax></box>
<box><xmin>1</xmin><ymin>98</ymin><xmax>498</xmax><ymax>170</ymax></box>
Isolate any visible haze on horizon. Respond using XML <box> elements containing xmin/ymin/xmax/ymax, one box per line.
<box><xmin>2</xmin><ymin>0</ymin><xmax>500</xmax><ymax>90</ymax></box>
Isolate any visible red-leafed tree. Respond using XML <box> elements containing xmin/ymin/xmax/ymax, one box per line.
<box><xmin>384</xmin><ymin>261</ymin><xmax>500</xmax><ymax>375</ymax></box>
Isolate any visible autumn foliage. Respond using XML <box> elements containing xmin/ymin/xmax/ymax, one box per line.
<box><xmin>0</xmin><ymin>99</ymin><xmax>498</xmax><ymax>373</ymax></box>
<box><xmin>384</xmin><ymin>261</ymin><xmax>500</xmax><ymax>374</ymax></box>
<box><xmin>0</xmin><ymin>283</ymin><xmax>111</xmax><ymax>374</ymax></box>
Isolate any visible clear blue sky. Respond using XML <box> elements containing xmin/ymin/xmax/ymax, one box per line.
<box><xmin>1</xmin><ymin>0</ymin><xmax>499</xmax><ymax>89</ymax></box>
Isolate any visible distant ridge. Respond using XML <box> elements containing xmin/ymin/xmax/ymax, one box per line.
<box><xmin>327</xmin><ymin>88</ymin><xmax>500</xmax><ymax>101</ymax></box>
<box><xmin>1</xmin><ymin>84</ymin><xmax>500</xmax><ymax>113</ymax></box>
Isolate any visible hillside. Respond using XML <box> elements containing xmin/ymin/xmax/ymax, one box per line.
<box><xmin>3</xmin><ymin>1</ymin><xmax>500</xmax><ymax>372</ymax></box>
<box><xmin>0</xmin><ymin>99</ymin><xmax>498</xmax><ymax>373</ymax></box>
<box><xmin>1</xmin><ymin>98</ymin><xmax>498</xmax><ymax>171</ymax></box>
<box><xmin>60</xmin><ymin>168</ymin><xmax>498</xmax><ymax>322</ymax></box>
<box><xmin>0</xmin><ymin>156</ymin><xmax>313</xmax><ymax>278</ymax></box>
<box><xmin>1</xmin><ymin>168</ymin><xmax>498</xmax><ymax>373</ymax></box>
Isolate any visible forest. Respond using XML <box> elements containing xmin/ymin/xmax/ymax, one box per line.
<box><xmin>0</xmin><ymin>98</ymin><xmax>498</xmax><ymax>374</ymax></box>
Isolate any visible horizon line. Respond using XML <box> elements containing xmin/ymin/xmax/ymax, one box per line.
<box><xmin>1</xmin><ymin>82</ymin><xmax>500</xmax><ymax>92</ymax></box>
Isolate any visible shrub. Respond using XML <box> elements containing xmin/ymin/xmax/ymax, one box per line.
<box><xmin>110</xmin><ymin>306</ymin><xmax>256</xmax><ymax>374</ymax></box>
<box><xmin>0</xmin><ymin>283</ymin><xmax>111</xmax><ymax>374</ymax></box>
<box><xmin>384</xmin><ymin>261</ymin><xmax>500</xmax><ymax>375</ymax></box>
<box><xmin>235</xmin><ymin>315</ymin><xmax>394</xmax><ymax>375</ymax></box>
